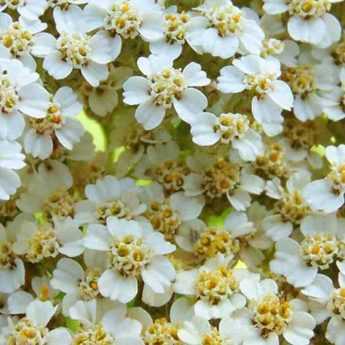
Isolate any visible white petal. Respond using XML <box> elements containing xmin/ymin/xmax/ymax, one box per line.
<box><xmin>123</xmin><ymin>77</ymin><xmax>151</xmax><ymax>105</ymax></box>
<box><xmin>81</xmin><ymin>62</ymin><xmax>108</xmax><ymax>87</ymax></box>
<box><xmin>18</xmin><ymin>83</ymin><xmax>50</xmax><ymax>118</ymax></box>
<box><xmin>287</xmin><ymin>16</ymin><xmax>325</xmax><ymax>45</ymax></box>
<box><xmin>43</xmin><ymin>52</ymin><xmax>73</xmax><ymax>80</ymax></box>
<box><xmin>135</xmin><ymin>99</ymin><xmax>165</xmax><ymax>130</ymax></box>
<box><xmin>217</xmin><ymin>66</ymin><xmax>245</xmax><ymax>93</ymax></box>
<box><xmin>98</xmin><ymin>270</ymin><xmax>138</xmax><ymax>303</ymax></box>
<box><xmin>174</xmin><ymin>88</ymin><xmax>208</xmax><ymax>123</ymax></box>
<box><xmin>183</xmin><ymin>62</ymin><xmax>210</xmax><ymax>87</ymax></box>
<box><xmin>268</xmin><ymin>80</ymin><xmax>293</xmax><ymax>110</ymax></box>
<box><xmin>27</xmin><ymin>300</ymin><xmax>56</xmax><ymax>327</ymax></box>
<box><xmin>89</xmin><ymin>31</ymin><xmax>121</xmax><ymax>64</ymax></box>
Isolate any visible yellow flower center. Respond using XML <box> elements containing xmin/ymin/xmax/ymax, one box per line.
<box><xmin>328</xmin><ymin>164</ymin><xmax>345</xmax><ymax>194</ymax></box>
<box><xmin>109</xmin><ymin>234</ymin><xmax>152</xmax><ymax>277</ymax></box>
<box><xmin>276</xmin><ymin>191</ymin><xmax>310</xmax><ymax>224</ymax></box>
<box><xmin>164</xmin><ymin>12</ymin><xmax>189</xmax><ymax>44</ymax></box>
<box><xmin>144</xmin><ymin>318</ymin><xmax>181</xmax><ymax>345</ymax></box>
<box><xmin>261</xmin><ymin>39</ymin><xmax>285</xmax><ymax>58</ymax></box>
<box><xmin>194</xmin><ymin>228</ymin><xmax>240</xmax><ymax>260</ymax></box>
<box><xmin>96</xmin><ymin>200</ymin><xmax>130</xmax><ymax>224</ymax></box>
<box><xmin>79</xmin><ymin>270</ymin><xmax>100</xmax><ymax>300</ymax></box>
<box><xmin>213</xmin><ymin>113</ymin><xmax>249</xmax><ymax>144</ymax></box>
<box><xmin>283</xmin><ymin>117</ymin><xmax>317</xmax><ymax>150</ymax></box>
<box><xmin>57</xmin><ymin>33</ymin><xmax>91</xmax><ymax>67</ymax></box>
<box><xmin>25</xmin><ymin>225</ymin><xmax>60</xmax><ymax>263</ymax></box>
<box><xmin>1</xmin><ymin>22</ymin><xmax>33</xmax><ymax>58</ymax></box>
<box><xmin>253</xmin><ymin>294</ymin><xmax>292</xmax><ymax>338</ymax></box>
<box><xmin>154</xmin><ymin>160</ymin><xmax>190</xmax><ymax>194</ymax></box>
<box><xmin>328</xmin><ymin>288</ymin><xmax>345</xmax><ymax>320</ymax></box>
<box><xmin>150</xmin><ymin>68</ymin><xmax>186</xmax><ymax>109</ymax></box>
<box><xmin>204</xmin><ymin>4</ymin><xmax>243</xmax><ymax>37</ymax></box>
<box><xmin>202</xmin><ymin>159</ymin><xmax>240</xmax><ymax>199</ymax></box>
<box><xmin>196</xmin><ymin>266</ymin><xmax>238</xmax><ymax>305</ymax></box>
<box><xmin>254</xmin><ymin>143</ymin><xmax>288</xmax><ymax>180</ymax></box>
<box><xmin>42</xmin><ymin>189</ymin><xmax>75</xmax><ymax>219</ymax></box>
<box><xmin>288</xmin><ymin>0</ymin><xmax>331</xmax><ymax>18</ymax></box>
<box><xmin>301</xmin><ymin>233</ymin><xmax>338</xmax><ymax>269</ymax></box>
<box><xmin>72</xmin><ymin>325</ymin><xmax>114</xmax><ymax>345</ymax></box>
<box><xmin>202</xmin><ymin>329</ymin><xmax>225</xmax><ymax>345</ymax></box>
<box><xmin>7</xmin><ymin>318</ymin><xmax>48</xmax><ymax>345</ymax></box>
<box><xmin>145</xmin><ymin>201</ymin><xmax>181</xmax><ymax>242</ymax></box>
<box><xmin>104</xmin><ymin>1</ymin><xmax>142</xmax><ymax>39</ymax></box>
<box><xmin>0</xmin><ymin>240</ymin><xmax>16</xmax><ymax>269</ymax></box>
<box><xmin>282</xmin><ymin>65</ymin><xmax>315</xmax><ymax>97</ymax></box>
<box><xmin>0</xmin><ymin>73</ymin><xmax>18</xmax><ymax>114</ymax></box>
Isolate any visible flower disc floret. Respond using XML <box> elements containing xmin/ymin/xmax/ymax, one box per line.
<box><xmin>108</xmin><ymin>234</ymin><xmax>152</xmax><ymax>277</ymax></box>
<box><xmin>57</xmin><ymin>33</ymin><xmax>91</xmax><ymax>67</ymax></box>
<box><xmin>72</xmin><ymin>325</ymin><xmax>114</xmax><ymax>345</ymax></box>
<box><xmin>104</xmin><ymin>1</ymin><xmax>142</xmax><ymax>39</ymax></box>
<box><xmin>0</xmin><ymin>73</ymin><xmax>19</xmax><ymax>114</ymax></box>
<box><xmin>196</xmin><ymin>266</ymin><xmax>238</xmax><ymax>305</ymax></box>
<box><xmin>150</xmin><ymin>68</ymin><xmax>186</xmax><ymax>109</ymax></box>
<box><xmin>253</xmin><ymin>294</ymin><xmax>292</xmax><ymax>338</ymax></box>
<box><xmin>288</xmin><ymin>0</ymin><xmax>332</xmax><ymax>18</ymax></box>
<box><xmin>7</xmin><ymin>318</ymin><xmax>48</xmax><ymax>345</ymax></box>
<box><xmin>1</xmin><ymin>22</ymin><xmax>33</xmax><ymax>58</ymax></box>
<box><xmin>301</xmin><ymin>234</ymin><xmax>338</xmax><ymax>269</ymax></box>
<box><xmin>205</xmin><ymin>4</ymin><xmax>243</xmax><ymax>37</ymax></box>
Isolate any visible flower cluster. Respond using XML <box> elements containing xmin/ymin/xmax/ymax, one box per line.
<box><xmin>2</xmin><ymin>0</ymin><xmax>345</xmax><ymax>344</ymax></box>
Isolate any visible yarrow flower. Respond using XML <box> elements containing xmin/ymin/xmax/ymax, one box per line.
<box><xmin>83</xmin><ymin>217</ymin><xmax>176</xmax><ymax>303</ymax></box>
<box><xmin>217</xmin><ymin>55</ymin><xmax>294</xmax><ymax>136</ymax></box>
<box><xmin>123</xmin><ymin>54</ymin><xmax>210</xmax><ymax>129</ymax></box>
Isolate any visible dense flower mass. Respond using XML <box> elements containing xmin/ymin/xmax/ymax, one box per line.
<box><xmin>2</xmin><ymin>0</ymin><xmax>345</xmax><ymax>344</ymax></box>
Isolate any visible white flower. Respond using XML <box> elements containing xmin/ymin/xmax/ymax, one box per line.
<box><xmin>178</xmin><ymin>316</ymin><xmax>242</xmax><ymax>345</ymax></box>
<box><xmin>303</xmin><ymin>145</ymin><xmax>345</xmax><ymax>213</ymax></box>
<box><xmin>186</xmin><ymin>0</ymin><xmax>264</xmax><ymax>59</ymax></box>
<box><xmin>0</xmin><ymin>12</ymin><xmax>46</xmax><ymax>68</ymax></box>
<box><xmin>270</xmin><ymin>213</ymin><xmax>343</xmax><ymax>288</ymax></box>
<box><xmin>69</xmin><ymin>299</ymin><xmax>143</xmax><ymax>345</ymax></box>
<box><xmin>84</xmin><ymin>66</ymin><xmax>132</xmax><ymax>117</ymax></box>
<box><xmin>75</xmin><ymin>175</ymin><xmax>146</xmax><ymax>225</ymax></box>
<box><xmin>190</xmin><ymin>112</ymin><xmax>264</xmax><ymax>161</ymax></box>
<box><xmin>83</xmin><ymin>217</ymin><xmax>176</xmax><ymax>303</ymax></box>
<box><xmin>321</xmin><ymin>70</ymin><xmax>345</xmax><ymax>121</ymax></box>
<box><xmin>217</xmin><ymin>55</ymin><xmax>293</xmax><ymax>136</ymax></box>
<box><xmin>0</xmin><ymin>58</ymin><xmax>49</xmax><ymax>140</ymax></box>
<box><xmin>32</xmin><ymin>6</ymin><xmax>121</xmax><ymax>86</ymax></box>
<box><xmin>0</xmin><ymin>140</ymin><xmax>25</xmax><ymax>200</ymax></box>
<box><xmin>123</xmin><ymin>54</ymin><xmax>209</xmax><ymax>129</ymax></box>
<box><xmin>140</xmin><ymin>182</ymin><xmax>204</xmax><ymax>243</ymax></box>
<box><xmin>282</xmin><ymin>61</ymin><xmax>337</xmax><ymax>121</ymax></box>
<box><xmin>24</xmin><ymin>86</ymin><xmax>84</xmax><ymax>159</ymax></box>
<box><xmin>302</xmin><ymin>269</ymin><xmax>345</xmax><ymax>345</ymax></box>
<box><xmin>184</xmin><ymin>154</ymin><xmax>264</xmax><ymax>211</ymax></box>
<box><xmin>262</xmin><ymin>170</ymin><xmax>311</xmax><ymax>241</ymax></box>
<box><xmin>84</xmin><ymin>0</ymin><xmax>163</xmax><ymax>41</ymax></box>
<box><xmin>174</xmin><ymin>255</ymin><xmax>246</xmax><ymax>320</ymax></box>
<box><xmin>1</xmin><ymin>299</ymin><xmax>71</xmax><ymax>345</ymax></box>
<box><xmin>0</xmin><ymin>223</ymin><xmax>25</xmax><ymax>293</ymax></box>
<box><xmin>147</xmin><ymin>6</ymin><xmax>192</xmax><ymax>59</ymax></box>
<box><xmin>233</xmin><ymin>275</ymin><xmax>316</xmax><ymax>345</ymax></box>
<box><xmin>12</xmin><ymin>216</ymin><xmax>84</xmax><ymax>263</ymax></box>
<box><xmin>263</xmin><ymin>0</ymin><xmax>342</xmax><ymax>47</ymax></box>
<box><xmin>133</xmin><ymin>141</ymin><xmax>188</xmax><ymax>193</ymax></box>
<box><xmin>51</xmin><ymin>255</ymin><xmax>105</xmax><ymax>315</ymax></box>
<box><xmin>0</xmin><ymin>0</ymin><xmax>47</xmax><ymax>20</ymax></box>
<box><xmin>17</xmin><ymin>160</ymin><xmax>74</xmax><ymax>218</ymax></box>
